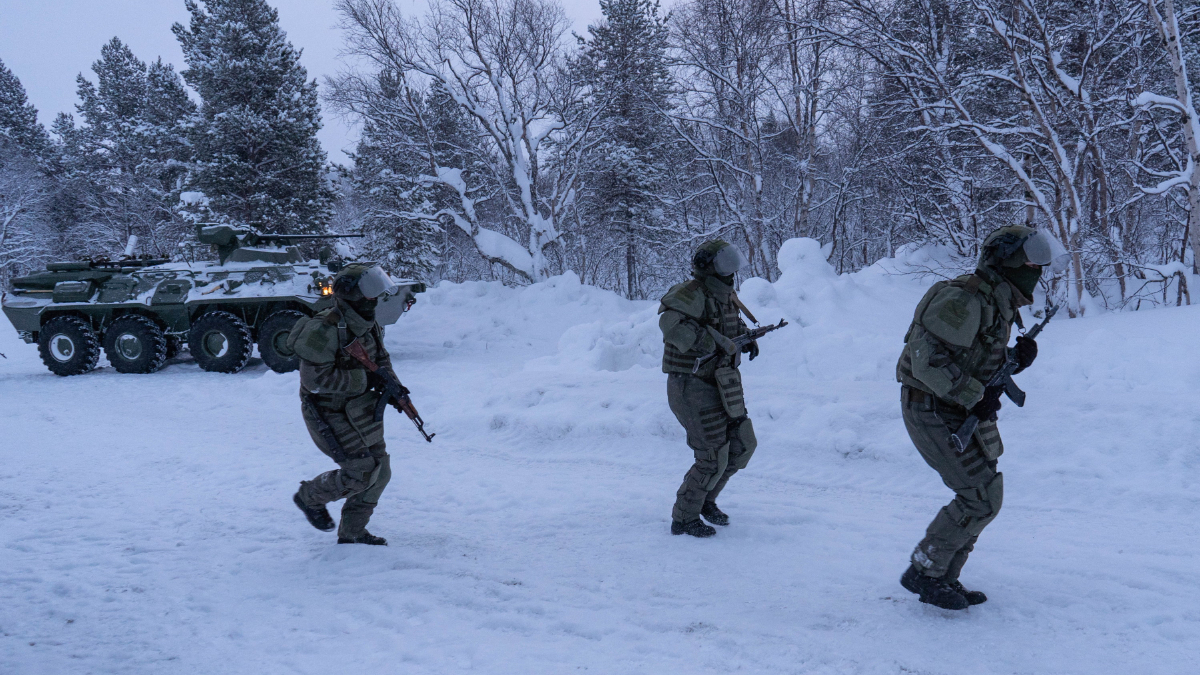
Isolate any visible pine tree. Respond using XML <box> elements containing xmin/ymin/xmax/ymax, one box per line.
<box><xmin>0</xmin><ymin>58</ymin><xmax>51</xmax><ymax>159</ymax></box>
<box><xmin>173</xmin><ymin>0</ymin><xmax>334</xmax><ymax>234</ymax></box>
<box><xmin>0</xmin><ymin>60</ymin><xmax>53</xmax><ymax>281</ymax></box>
<box><xmin>576</xmin><ymin>0</ymin><xmax>674</xmax><ymax>298</ymax></box>
<box><xmin>54</xmin><ymin>38</ymin><xmax>195</xmax><ymax>258</ymax></box>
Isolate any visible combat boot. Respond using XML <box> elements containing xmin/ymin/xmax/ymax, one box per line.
<box><xmin>900</xmin><ymin>564</ymin><xmax>968</xmax><ymax>610</ymax></box>
<box><xmin>338</xmin><ymin>531</ymin><xmax>388</xmax><ymax>546</ymax></box>
<box><xmin>948</xmin><ymin>580</ymin><xmax>987</xmax><ymax>605</ymax></box>
<box><xmin>671</xmin><ymin>519</ymin><xmax>716</xmax><ymax>538</ymax></box>
<box><xmin>700</xmin><ymin>501</ymin><xmax>729</xmax><ymax>526</ymax></box>
<box><xmin>293</xmin><ymin>492</ymin><xmax>335</xmax><ymax>532</ymax></box>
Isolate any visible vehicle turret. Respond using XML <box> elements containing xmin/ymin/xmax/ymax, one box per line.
<box><xmin>196</xmin><ymin>224</ymin><xmax>364</xmax><ymax>264</ymax></box>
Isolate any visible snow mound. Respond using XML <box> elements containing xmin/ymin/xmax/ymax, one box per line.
<box><xmin>4</xmin><ymin>240</ymin><xmax>1199</xmax><ymax>674</ymax></box>
<box><xmin>543</xmin><ymin>238</ymin><xmax>934</xmax><ymax>382</ymax></box>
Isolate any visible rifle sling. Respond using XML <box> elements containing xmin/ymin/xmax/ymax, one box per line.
<box><xmin>731</xmin><ymin>292</ymin><xmax>759</xmax><ymax>326</ymax></box>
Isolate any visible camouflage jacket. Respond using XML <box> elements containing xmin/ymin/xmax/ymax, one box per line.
<box><xmin>896</xmin><ymin>267</ymin><xmax>1031</xmax><ymax>409</ymax></box>
<box><xmin>288</xmin><ymin>305</ymin><xmax>392</xmax><ymax>405</ymax></box>
<box><xmin>658</xmin><ymin>274</ymin><xmax>747</xmax><ymax>379</ymax></box>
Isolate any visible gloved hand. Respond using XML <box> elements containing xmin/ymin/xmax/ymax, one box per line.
<box><xmin>742</xmin><ymin>340</ymin><xmax>760</xmax><ymax>361</ymax></box>
<box><xmin>970</xmin><ymin>385</ymin><xmax>1004</xmax><ymax>421</ymax></box>
<box><xmin>366</xmin><ymin>368</ymin><xmax>386</xmax><ymax>390</ymax></box>
<box><xmin>1013</xmin><ymin>335</ymin><xmax>1038</xmax><ymax>374</ymax></box>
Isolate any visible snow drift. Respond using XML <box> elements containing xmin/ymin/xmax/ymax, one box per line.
<box><xmin>2</xmin><ymin>238</ymin><xmax>1198</xmax><ymax>674</ymax></box>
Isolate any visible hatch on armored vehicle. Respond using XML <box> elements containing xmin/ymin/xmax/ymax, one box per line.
<box><xmin>1</xmin><ymin>226</ymin><xmax>424</xmax><ymax>376</ymax></box>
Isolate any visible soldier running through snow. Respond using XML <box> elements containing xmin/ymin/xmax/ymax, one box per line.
<box><xmin>289</xmin><ymin>264</ymin><xmax>406</xmax><ymax>545</ymax></box>
<box><xmin>658</xmin><ymin>241</ymin><xmax>761</xmax><ymax>538</ymax></box>
<box><xmin>896</xmin><ymin>225</ymin><xmax>1055</xmax><ymax>609</ymax></box>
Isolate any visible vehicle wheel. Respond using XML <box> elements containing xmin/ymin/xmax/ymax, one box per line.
<box><xmin>258</xmin><ymin>309</ymin><xmax>309</xmax><ymax>373</ymax></box>
<box><xmin>37</xmin><ymin>316</ymin><xmax>101</xmax><ymax>376</ymax></box>
<box><xmin>103</xmin><ymin>315</ymin><xmax>168</xmax><ymax>374</ymax></box>
<box><xmin>188</xmin><ymin>311</ymin><xmax>252</xmax><ymax>373</ymax></box>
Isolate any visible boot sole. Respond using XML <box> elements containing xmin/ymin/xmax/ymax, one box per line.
<box><xmin>918</xmin><ymin>595</ymin><xmax>969</xmax><ymax>611</ymax></box>
<box><xmin>670</xmin><ymin>523</ymin><xmax>716</xmax><ymax>538</ymax></box>
<box><xmin>293</xmin><ymin>493</ymin><xmax>335</xmax><ymax>532</ymax></box>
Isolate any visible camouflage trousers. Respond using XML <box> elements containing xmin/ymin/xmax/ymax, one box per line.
<box><xmin>297</xmin><ymin>391</ymin><xmax>392</xmax><ymax>539</ymax></box>
<box><xmin>667</xmin><ymin>373</ymin><xmax>757</xmax><ymax>523</ymax></box>
<box><xmin>901</xmin><ymin>386</ymin><xmax>1004</xmax><ymax>580</ymax></box>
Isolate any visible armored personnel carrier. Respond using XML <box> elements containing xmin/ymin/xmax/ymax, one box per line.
<box><xmin>1</xmin><ymin>225</ymin><xmax>425</xmax><ymax>376</ymax></box>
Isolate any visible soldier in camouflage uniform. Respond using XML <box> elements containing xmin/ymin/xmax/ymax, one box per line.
<box><xmin>659</xmin><ymin>241</ymin><xmax>760</xmax><ymax>538</ymax></box>
<box><xmin>289</xmin><ymin>264</ymin><xmax>403</xmax><ymax>545</ymax></box>
<box><xmin>896</xmin><ymin>225</ymin><xmax>1054</xmax><ymax>609</ymax></box>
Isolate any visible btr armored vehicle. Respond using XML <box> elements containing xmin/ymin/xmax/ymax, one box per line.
<box><xmin>1</xmin><ymin>225</ymin><xmax>425</xmax><ymax>376</ymax></box>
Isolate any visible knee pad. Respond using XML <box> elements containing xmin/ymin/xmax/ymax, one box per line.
<box><xmin>950</xmin><ymin>472</ymin><xmax>1003</xmax><ymax>535</ymax></box>
<box><xmin>985</xmin><ymin>472</ymin><xmax>1003</xmax><ymax>515</ymax></box>
<box><xmin>368</xmin><ymin>455</ymin><xmax>391</xmax><ymax>494</ymax></box>
<box><xmin>728</xmin><ymin>418</ymin><xmax>757</xmax><ymax>470</ymax></box>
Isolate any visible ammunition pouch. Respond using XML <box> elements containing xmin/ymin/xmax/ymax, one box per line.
<box><xmin>714</xmin><ymin>366</ymin><xmax>746</xmax><ymax>418</ymax></box>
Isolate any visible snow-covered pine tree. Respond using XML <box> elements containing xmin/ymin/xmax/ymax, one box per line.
<box><xmin>575</xmin><ymin>0</ymin><xmax>675</xmax><ymax>298</ymax></box>
<box><xmin>173</xmin><ymin>0</ymin><xmax>334</xmax><ymax>234</ymax></box>
<box><xmin>0</xmin><ymin>58</ymin><xmax>52</xmax><ymax>160</ymax></box>
<box><xmin>0</xmin><ymin>60</ymin><xmax>54</xmax><ymax>282</ymax></box>
<box><xmin>53</xmin><ymin>38</ymin><xmax>195</xmax><ymax>259</ymax></box>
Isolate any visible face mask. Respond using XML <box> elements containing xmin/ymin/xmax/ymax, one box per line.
<box><xmin>716</xmin><ymin>273</ymin><xmax>735</xmax><ymax>286</ymax></box>
<box><xmin>1002</xmin><ymin>264</ymin><xmax>1042</xmax><ymax>297</ymax></box>
<box><xmin>348</xmin><ymin>296</ymin><xmax>378</xmax><ymax>321</ymax></box>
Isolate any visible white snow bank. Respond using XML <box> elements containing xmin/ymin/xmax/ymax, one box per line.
<box><xmin>2</xmin><ymin>240</ymin><xmax>1199</xmax><ymax>674</ymax></box>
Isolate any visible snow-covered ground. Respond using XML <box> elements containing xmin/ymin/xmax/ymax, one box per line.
<box><xmin>2</xmin><ymin>239</ymin><xmax>1198</xmax><ymax>674</ymax></box>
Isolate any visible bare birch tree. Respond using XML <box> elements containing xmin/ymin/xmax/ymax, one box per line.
<box><xmin>335</xmin><ymin>0</ymin><xmax>580</xmax><ymax>281</ymax></box>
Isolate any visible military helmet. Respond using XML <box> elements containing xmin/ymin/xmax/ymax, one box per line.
<box><xmin>693</xmin><ymin>240</ymin><xmax>749</xmax><ymax>277</ymax></box>
<box><xmin>332</xmin><ymin>263</ymin><xmax>399</xmax><ymax>299</ymax></box>
<box><xmin>979</xmin><ymin>225</ymin><xmax>1055</xmax><ymax>269</ymax></box>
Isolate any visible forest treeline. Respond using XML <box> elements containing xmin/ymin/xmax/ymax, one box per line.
<box><xmin>3</xmin><ymin>0</ymin><xmax>1199</xmax><ymax>312</ymax></box>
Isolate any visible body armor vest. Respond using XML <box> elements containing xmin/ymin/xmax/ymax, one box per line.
<box><xmin>662</xmin><ymin>279</ymin><xmax>743</xmax><ymax>378</ymax></box>
<box><xmin>896</xmin><ymin>273</ymin><xmax>1015</xmax><ymax>405</ymax></box>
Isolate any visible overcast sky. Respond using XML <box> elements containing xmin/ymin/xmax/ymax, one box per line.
<box><xmin>0</xmin><ymin>0</ymin><xmax>604</xmax><ymax>164</ymax></box>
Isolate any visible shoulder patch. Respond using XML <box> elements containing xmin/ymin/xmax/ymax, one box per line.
<box><xmin>921</xmin><ymin>286</ymin><xmax>982</xmax><ymax>348</ymax></box>
<box><xmin>305</xmin><ymin>327</ymin><xmax>331</xmax><ymax>351</ymax></box>
<box><xmin>291</xmin><ymin>316</ymin><xmax>337</xmax><ymax>364</ymax></box>
<box><xmin>660</xmin><ymin>280</ymin><xmax>706</xmax><ymax>319</ymax></box>
<box><xmin>936</xmin><ymin>299</ymin><xmax>971</xmax><ymax>329</ymax></box>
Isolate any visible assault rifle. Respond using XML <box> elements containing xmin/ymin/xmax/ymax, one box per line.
<box><xmin>692</xmin><ymin>319</ymin><xmax>789</xmax><ymax>374</ymax></box>
<box><xmin>950</xmin><ymin>304</ymin><xmax>1058</xmax><ymax>453</ymax></box>
<box><xmin>342</xmin><ymin>339</ymin><xmax>436</xmax><ymax>443</ymax></box>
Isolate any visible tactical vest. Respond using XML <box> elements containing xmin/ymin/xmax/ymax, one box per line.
<box><xmin>896</xmin><ymin>273</ymin><xmax>1016</xmax><ymax>403</ymax></box>
<box><xmin>661</xmin><ymin>279</ymin><xmax>743</xmax><ymax>378</ymax></box>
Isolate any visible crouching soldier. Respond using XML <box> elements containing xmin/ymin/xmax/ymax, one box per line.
<box><xmin>659</xmin><ymin>240</ymin><xmax>759</xmax><ymax>537</ymax></box>
<box><xmin>290</xmin><ymin>264</ymin><xmax>403</xmax><ymax>545</ymax></box>
<box><xmin>896</xmin><ymin>225</ymin><xmax>1053</xmax><ymax>608</ymax></box>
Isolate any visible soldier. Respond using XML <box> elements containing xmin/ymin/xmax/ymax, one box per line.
<box><xmin>289</xmin><ymin>263</ymin><xmax>402</xmax><ymax>546</ymax></box>
<box><xmin>659</xmin><ymin>240</ymin><xmax>759</xmax><ymax>538</ymax></box>
<box><xmin>896</xmin><ymin>225</ymin><xmax>1054</xmax><ymax>609</ymax></box>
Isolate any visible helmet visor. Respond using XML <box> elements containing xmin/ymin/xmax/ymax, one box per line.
<box><xmin>356</xmin><ymin>266</ymin><xmax>400</xmax><ymax>299</ymax></box>
<box><xmin>1022</xmin><ymin>231</ymin><xmax>1054</xmax><ymax>266</ymax></box>
<box><xmin>713</xmin><ymin>244</ymin><xmax>749</xmax><ymax>276</ymax></box>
